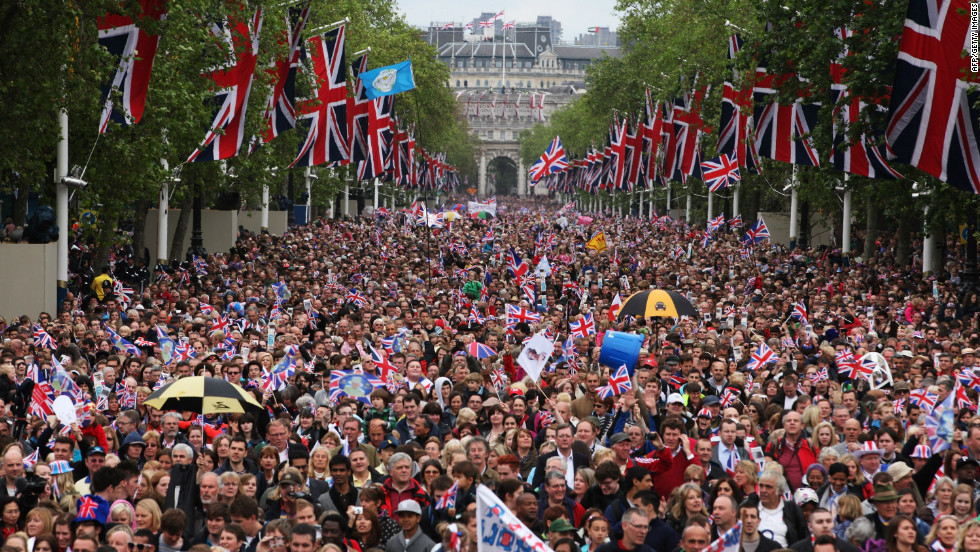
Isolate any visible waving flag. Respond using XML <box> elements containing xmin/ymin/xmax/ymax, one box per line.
<box><xmin>29</xmin><ymin>370</ymin><xmax>56</xmax><ymax>418</ymax></box>
<box><xmin>745</xmin><ymin>342</ymin><xmax>776</xmax><ymax>371</ymax></box>
<box><xmin>702</xmin><ymin>154</ymin><xmax>742</xmax><ymax>192</ymax></box>
<box><xmin>743</xmin><ymin>217</ymin><xmax>770</xmax><ymax>245</ymax></box>
<box><xmin>958</xmin><ymin>368</ymin><xmax>980</xmax><ymax>393</ymax></box>
<box><xmin>909</xmin><ymin>389</ymin><xmax>938</xmax><ymax>410</ymax></box>
<box><xmin>792</xmin><ymin>301</ymin><xmax>808</xmax><ymax>325</ymax></box>
<box><xmin>705</xmin><ymin>522</ymin><xmax>741</xmax><ymax>552</ymax></box>
<box><xmin>528</xmin><ymin>136</ymin><xmax>569</xmax><ymax>182</ymax></box>
<box><xmin>729</xmin><ymin>214</ymin><xmax>743</xmax><ymax>228</ymax></box>
<box><xmin>97</xmin><ymin>0</ymin><xmax>167</xmax><ymax>133</ymax></box>
<box><xmin>368</xmin><ymin>345</ymin><xmax>396</xmax><ymax>384</ymax></box>
<box><xmin>707</xmin><ymin>214</ymin><xmax>725</xmax><ymax>233</ymax></box>
<box><xmin>359</xmin><ymin>60</ymin><xmax>416</xmax><ymax>99</ymax></box>
<box><xmin>505</xmin><ymin>304</ymin><xmax>540</xmax><ymax>325</ymax></box>
<box><xmin>33</xmin><ymin>325</ymin><xmax>56</xmax><ymax>350</ymax></box>
<box><xmin>104</xmin><ymin>326</ymin><xmax>143</xmax><ymax>357</ymax></box>
<box><xmin>506</xmin><ymin>248</ymin><xmax>529</xmax><ymax>279</ymax></box>
<box><xmin>569</xmin><ymin>313</ymin><xmax>597</xmax><ymax>338</ymax></box>
<box><xmin>329</xmin><ymin>370</ymin><xmax>384</xmax><ymax>404</ymax></box>
<box><xmin>187</xmin><ymin>6</ymin><xmax>263</xmax><ymax>162</ymax></box>
<box><xmin>346</xmin><ymin>289</ymin><xmax>367</xmax><ymax>307</ymax></box>
<box><xmin>435</xmin><ymin>481</ymin><xmax>458</xmax><ymax>510</ymax></box>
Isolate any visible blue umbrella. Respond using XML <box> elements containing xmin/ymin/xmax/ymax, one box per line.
<box><xmin>466</xmin><ymin>342</ymin><xmax>497</xmax><ymax>359</ymax></box>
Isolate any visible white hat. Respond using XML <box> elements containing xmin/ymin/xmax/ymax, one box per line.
<box><xmin>667</xmin><ymin>393</ymin><xmax>685</xmax><ymax>405</ymax></box>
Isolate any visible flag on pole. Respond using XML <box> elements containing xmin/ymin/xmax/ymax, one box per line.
<box><xmin>358</xmin><ymin>60</ymin><xmax>416</xmax><ymax>99</ymax></box>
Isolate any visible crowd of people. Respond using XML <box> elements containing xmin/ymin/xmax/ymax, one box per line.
<box><xmin>0</xmin><ymin>196</ymin><xmax>978</xmax><ymax>552</ymax></box>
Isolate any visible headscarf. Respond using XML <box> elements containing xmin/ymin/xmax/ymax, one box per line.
<box><xmin>434</xmin><ymin>377</ymin><xmax>453</xmax><ymax>409</ymax></box>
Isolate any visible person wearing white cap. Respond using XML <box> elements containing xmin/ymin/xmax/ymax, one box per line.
<box><xmin>385</xmin><ymin>499</ymin><xmax>434</xmax><ymax>552</ymax></box>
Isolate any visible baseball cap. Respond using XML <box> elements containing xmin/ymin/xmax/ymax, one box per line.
<box><xmin>395</xmin><ymin>499</ymin><xmax>422</xmax><ymax>515</ymax></box>
<box><xmin>86</xmin><ymin>446</ymin><xmax>106</xmax><ymax>458</ymax></box>
<box><xmin>379</xmin><ymin>439</ymin><xmax>398</xmax><ymax>451</ymax></box>
<box><xmin>667</xmin><ymin>393</ymin><xmax>685</xmax><ymax>405</ymax></box>
<box><xmin>609</xmin><ymin>432</ymin><xmax>629</xmax><ymax>445</ymax></box>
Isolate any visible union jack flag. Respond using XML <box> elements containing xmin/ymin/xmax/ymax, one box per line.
<box><xmin>521</xmin><ymin>281</ymin><xmax>537</xmax><ymax>305</ymax></box>
<box><xmin>707</xmin><ymin>214</ymin><xmax>725</xmax><ymax>233</ymax></box>
<box><xmin>528</xmin><ymin>136</ymin><xmax>569</xmax><ymax>183</ymax></box>
<box><xmin>502</xmin><ymin>20</ymin><xmax>515</xmax><ymax>30</ymax></box>
<box><xmin>249</xmin><ymin>1</ymin><xmax>311</xmax><ymax>151</ymax></box>
<box><xmin>33</xmin><ymin>325</ymin><xmax>56</xmax><ymax>350</ymax></box>
<box><xmin>569</xmin><ymin>313</ymin><xmax>597</xmax><ymax>338</ymax></box>
<box><xmin>753</xmin><ymin>59</ymin><xmax>821</xmax><ymax>167</ymax></box>
<box><xmin>291</xmin><ymin>24</ymin><xmax>349</xmax><ymax>166</ymax></box>
<box><xmin>118</xmin><ymin>389</ymin><xmax>137</xmax><ymax>409</ymax></box>
<box><xmin>829</xmin><ymin>28</ymin><xmax>903</xmax><ymax>180</ymax></box>
<box><xmin>209</xmin><ymin>316</ymin><xmax>230</xmax><ymax>335</ymax></box>
<box><xmin>729</xmin><ymin>214</ymin><xmax>743</xmax><ymax>228</ymax></box>
<box><xmin>597</xmin><ymin>365</ymin><xmax>632</xmax><ymax>398</ymax></box>
<box><xmin>30</xmin><ymin>370</ymin><xmax>56</xmax><ymax>418</ymax></box>
<box><xmin>885</xmin><ymin>0</ymin><xmax>980</xmax><ymax>193</ymax></box>
<box><xmin>77</xmin><ymin>496</ymin><xmax>101</xmax><ymax>520</ymax></box>
<box><xmin>958</xmin><ymin>368</ymin><xmax>980</xmax><ymax>393</ymax></box>
<box><xmin>955</xmin><ymin>380</ymin><xmax>976</xmax><ymax>412</ymax></box>
<box><xmin>701</xmin><ymin>154</ymin><xmax>742</xmax><ymax>192</ymax></box>
<box><xmin>490</xmin><ymin>368</ymin><xmax>507</xmax><ymax>390</ymax></box>
<box><xmin>346</xmin><ymin>288</ymin><xmax>367</xmax><ymax>307</ymax></box>
<box><xmin>909</xmin><ymin>388</ymin><xmax>938</xmax><ymax>410</ymax></box>
<box><xmin>720</xmin><ymin>387</ymin><xmax>741</xmax><ymax>407</ymax></box>
<box><xmin>745</xmin><ymin>342</ymin><xmax>776</xmax><ymax>371</ymax></box>
<box><xmin>435</xmin><ymin>481</ymin><xmax>457</xmax><ymax>510</ymax></box>
<box><xmin>22</xmin><ymin>448</ymin><xmax>39</xmax><ymax>470</ymax></box>
<box><xmin>506</xmin><ymin>248</ymin><xmax>529</xmax><ymax>279</ymax></box>
<box><xmin>704</xmin><ymin>521</ymin><xmax>741</xmax><ymax>552</ymax></box>
<box><xmin>792</xmin><ymin>301</ymin><xmax>808</xmax><ymax>325</ymax></box>
<box><xmin>743</xmin><ymin>217</ymin><xmax>770</xmax><ymax>245</ymax></box>
<box><xmin>811</xmin><ymin>367</ymin><xmax>829</xmax><ymax>382</ymax></box>
<box><xmin>187</xmin><ymin>6</ymin><xmax>263</xmax><ymax>163</ymax></box>
<box><xmin>105</xmin><ymin>326</ymin><xmax>143</xmax><ymax>357</ymax></box>
<box><xmin>368</xmin><ymin>345</ymin><xmax>395</xmax><ymax>384</ymax></box>
<box><xmin>479</xmin><ymin>19</ymin><xmax>493</xmax><ymax>28</ymax></box>
<box><xmin>97</xmin><ymin>0</ymin><xmax>167</xmax><ymax>133</ymax></box>
<box><xmin>505</xmin><ymin>304</ymin><xmax>540</xmax><ymax>325</ymax></box>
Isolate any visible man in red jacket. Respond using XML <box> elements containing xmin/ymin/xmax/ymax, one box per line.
<box><xmin>765</xmin><ymin>410</ymin><xmax>817</xmax><ymax>491</ymax></box>
<box><xmin>652</xmin><ymin>417</ymin><xmax>700</xmax><ymax>501</ymax></box>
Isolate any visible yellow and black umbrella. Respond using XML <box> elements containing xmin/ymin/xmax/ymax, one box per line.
<box><xmin>616</xmin><ymin>289</ymin><xmax>700</xmax><ymax>320</ymax></box>
<box><xmin>144</xmin><ymin>376</ymin><xmax>262</xmax><ymax>415</ymax></box>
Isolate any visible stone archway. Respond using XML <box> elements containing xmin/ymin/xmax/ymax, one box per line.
<box><xmin>487</xmin><ymin>156</ymin><xmax>518</xmax><ymax>196</ymax></box>
<box><xmin>478</xmin><ymin>145</ymin><xmax>527</xmax><ymax>197</ymax></box>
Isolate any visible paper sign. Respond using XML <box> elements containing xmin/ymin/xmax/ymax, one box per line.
<box><xmin>52</xmin><ymin>395</ymin><xmax>78</xmax><ymax>426</ymax></box>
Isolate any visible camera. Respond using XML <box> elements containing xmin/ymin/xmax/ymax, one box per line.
<box><xmin>288</xmin><ymin>491</ymin><xmax>311</xmax><ymax>501</ymax></box>
<box><xmin>353</xmin><ymin>506</ymin><xmax>363</xmax><ymax>515</ymax></box>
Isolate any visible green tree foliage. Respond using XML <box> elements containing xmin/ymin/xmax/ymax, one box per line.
<box><xmin>520</xmin><ymin>0</ymin><xmax>975</xmax><ymax>249</ymax></box>
<box><xmin>0</xmin><ymin>0</ymin><xmax>475</xmax><ymax>252</ymax></box>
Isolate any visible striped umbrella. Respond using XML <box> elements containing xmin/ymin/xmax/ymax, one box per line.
<box><xmin>466</xmin><ymin>342</ymin><xmax>497</xmax><ymax>359</ymax></box>
<box><xmin>144</xmin><ymin>376</ymin><xmax>262</xmax><ymax>415</ymax></box>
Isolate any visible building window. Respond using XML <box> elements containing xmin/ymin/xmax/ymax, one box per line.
<box><xmin>539</xmin><ymin>80</ymin><xmax>543</xmax><ymax>87</ymax></box>
<box><xmin>475</xmin><ymin>60</ymin><xmax>482</xmax><ymax>68</ymax></box>
<box><xmin>455</xmin><ymin>80</ymin><xmax>460</xmax><ymax>87</ymax></box>
<box><xmin>463</xmin><ymin>80</ymin><xmax>468</xmax><ymax>87</ymax></box>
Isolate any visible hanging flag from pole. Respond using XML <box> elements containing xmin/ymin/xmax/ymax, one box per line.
<box><xmin>97</xmin><ymin>0</ymin><xmax>167</xmax><ymax>133</ymax></box>
<box><xmin>358</xmin><ymin>60</ymin><xmax>416</xmax><ymax>99</ymax></box>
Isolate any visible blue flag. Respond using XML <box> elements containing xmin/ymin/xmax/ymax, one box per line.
<box><xmin>359</xmin><ymin>60</ymin><xmax>415</xmax><ymax>99</ymax></box>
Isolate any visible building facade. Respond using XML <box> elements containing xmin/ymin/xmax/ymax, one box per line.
<box><xmin>423</xmin><ymin>20</ymin><xmax>619</xmax><ymax>196</ymax></box>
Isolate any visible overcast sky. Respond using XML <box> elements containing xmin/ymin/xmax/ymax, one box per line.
<box><xmin>395</xmin><ymin>0</ymin><xmax>621</xmax><ymax>41</ymax></box>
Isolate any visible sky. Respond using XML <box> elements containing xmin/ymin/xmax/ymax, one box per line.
<box><xmin>395</xmin><ymin>0</ymin><xmax>621</xmax><ymax>41</ymax></box>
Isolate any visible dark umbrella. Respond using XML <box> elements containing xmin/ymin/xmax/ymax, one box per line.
<box><xmin>616</xmin><ymin>289</ymin><xmax>700</xmax><ymax>320</ymax></box>
<box><xmin>143</xmin><ymin>376</ymin><xmax>262</xmax><ymax>414</ymax></box>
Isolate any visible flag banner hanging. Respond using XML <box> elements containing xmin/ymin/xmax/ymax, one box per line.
<box><xmin>476</xmin><ymin>484</ymin><xmax>554</xmax><ymax>552</ymax></box>
<box><xmin>586</xmin><ymin>231</ymin><xmax>608</xmax><ymax>252</ymax></box>
<box><xmin>359</xmin><ymin>60</ymin><xmax>416</xmax><ymax>99</ymax></box>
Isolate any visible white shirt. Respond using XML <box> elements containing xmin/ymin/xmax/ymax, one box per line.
<box><xmin>557</xmin><ymin>449</ymin><xmax>575</xmax><ymax>489</ymax></box>
<box><xmin>759</xmin><ymin>501</ymin><xmax>788</xmax><ymax>546</ymax></box>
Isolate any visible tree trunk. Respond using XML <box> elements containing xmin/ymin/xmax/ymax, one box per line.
<box><xmin>13</xmin><ymin>178</ymin><xmax>29</xmax><ymax>226</ymax></box>
<box><xmin>131</xmin><ymin>198</ymin><xmax>149</xmax><ymax>263</ymax></box>
<box><xmin>93</xmin><ymin>212</ymin><xmax>117</xmax><ymax>272</ymax></box>
<box><xmin>895</xmin><ymin>211</ymin><xmax>913</xmax><ymax>269</ymax></box>
<box><xmin>169</xmin><ymin>194</ymin><xmax>193</xmax><ymax>262</ymax></box>
<box><xmin>864</xmin><ymin>197</ymin><xmax>879</xmax><ymax>261</ymax></box>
